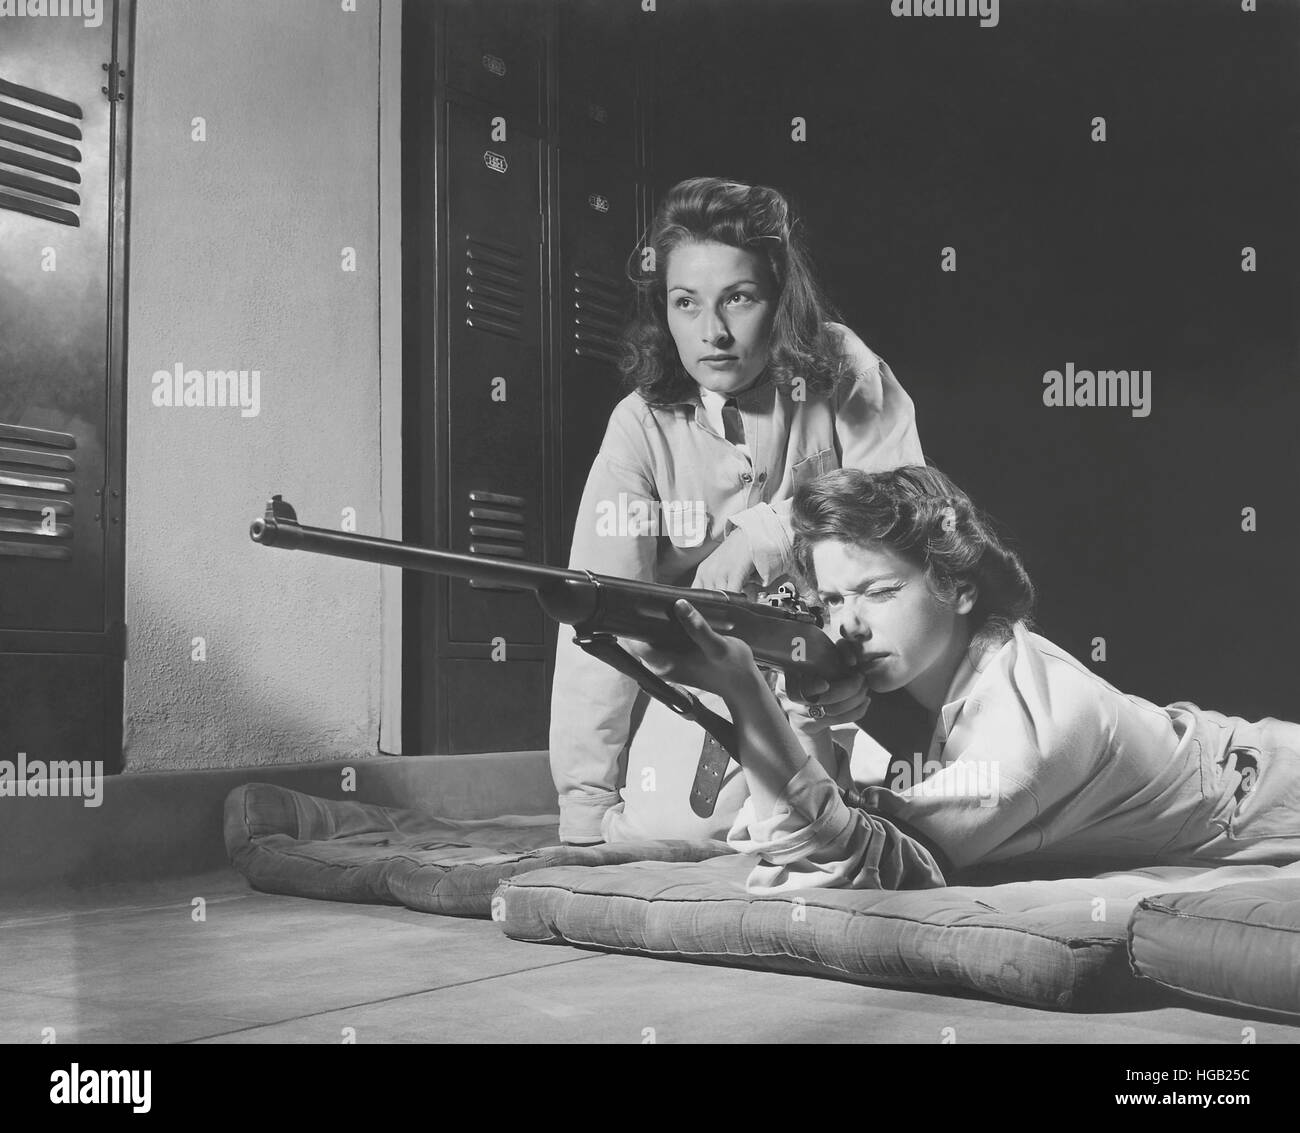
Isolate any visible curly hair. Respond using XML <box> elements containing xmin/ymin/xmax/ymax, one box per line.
<box><xmin>791</xmin><ymin>465</ymin><xmax>1037</xmax><ymax>646</ymax></box>
<box><xmin>620</xmin><ymin>177</ymin><xmax>852</xmax><ymax>408</ymax></box>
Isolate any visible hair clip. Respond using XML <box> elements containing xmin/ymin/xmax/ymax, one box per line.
<box><xmin>939</xmin><ymin>506</ymin><xmax>957</xmax><ymax>534</ymax></box>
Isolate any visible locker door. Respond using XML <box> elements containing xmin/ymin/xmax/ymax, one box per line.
<box><xmin>557</xmin><ymin>156</ymin><xmax>639</xmax><ymax>552</ymax></box>
<box><xmin>0</xmin><ymin>28</ymin><xmax>110</xmax><ymax>624</ymax></box>
<box><xmin>556</xmin><ymin>0</ymin><xmax>636</xmax><ymax>167</ymax></box>
<box><xmin>402</xmin><ymin>0</ymin><xmax>653</xmax><ymax>755</ymax></box>
<box><xmin>443</xmin><ymin>0</ymin><xmax>545</xmax><ymax>129</ymax></box>
<box><xmin>445</xmin><ymin>101</ymin><xmax>545</xmax><ymax>646</ymax></box>
<box><xmin>0</xmin><ymin>4</ymin><xmax>129</xmax><ymax>769</ymax></box>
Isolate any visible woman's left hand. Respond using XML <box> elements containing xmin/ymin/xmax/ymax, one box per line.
<box><xmin>775</xmin><ymin>670</ymin><xmax>872</xmax><ymax>737</ymax></box>
<box><xmin>629</xmin><ymin>599</ymin><xmax>762</xmax><ymax>702</ymax></box>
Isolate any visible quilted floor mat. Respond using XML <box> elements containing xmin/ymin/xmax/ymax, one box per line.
<box><xmin>1130</xmin><ymin>875</ymin><xmax>1300</xmax><ymax>1020</ymax></box>
<box><xmin>495</xmin><ymin>853</ymin><xmax>1300</xmax><ymax>1011</ymax></box>
<box><xmin>224</xmin><ymin>782</ymin><xmax>733</xmax><ymax>917</ymax></box>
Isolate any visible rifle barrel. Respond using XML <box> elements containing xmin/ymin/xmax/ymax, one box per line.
<box><xmin>251</xmin><ymin>503</ymin><xmax>578</xmax><ymax>590</ymax></box>
<box><xmin>250</xmin><ymin>496</ymin><xmax>845</xmax><ymax>677</ymax></box>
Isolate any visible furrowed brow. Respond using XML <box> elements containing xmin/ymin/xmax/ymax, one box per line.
<box><xmin>819</xmin><ymin>574</ymin><xmax>894</xmax><ymax>595</ymax></box>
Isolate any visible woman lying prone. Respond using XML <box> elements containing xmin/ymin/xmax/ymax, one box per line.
<box><xmin>633</xmin><ymin>465</ymin><xmax>1300</xmax><ymax>892</ymax></box>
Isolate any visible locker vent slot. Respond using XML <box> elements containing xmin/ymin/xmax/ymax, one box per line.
<box><xmin>465</xmin><ymin>233</ymin><xmax>525</xmax><ymax>339</ymax></box>
<box><xmin>0</xmin><ymin>421</ymin><xmax>75</xmax><ymax>559</ymax></box>
<box><xmin>0</xmin><ymin>76</ymin><xmax>83</xmax><ymax>228</ymax></box>
<box><xmin>466</xmin><ymin>489</ymin><xmax>528</xmax><ymax>590</ymax></box>
<box><xmin>571</xmin><ymin>268</ymin><xmax>626</xmax><ymax>365</ymax></box>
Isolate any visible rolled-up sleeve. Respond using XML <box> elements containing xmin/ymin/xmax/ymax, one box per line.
<box><xmin>730</xmin><ymin>327</ymin><xmax>924</xmax><ymax>587</ymax></box>
<box><xmin>830</xmin><ymin>328</ymin><xmax>924</xmax><ymax>473</ymax></box>
<box><xmin>726</xmin><ymin>756</ymin><xmax>948</xmax><ymax>892</ymax></box>
<box><xmin>725</xmin><ymin>502</ymin><xmax>793</xmax><ymax>586</ymax></box>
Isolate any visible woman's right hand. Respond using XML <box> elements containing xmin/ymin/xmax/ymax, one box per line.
<box><xmin>775</xmin><ymin>670</ymin><xmax>871</xmax><ymax>737</ymax></box>
<box><xmin>692</xmin><ymin>527</ymin><xmax>756</xmax><ymax>593</ymax></box>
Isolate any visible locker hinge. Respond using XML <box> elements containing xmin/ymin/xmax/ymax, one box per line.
<box><xmin>101</xmin><ymin>62</ymin><xmax>127</xmax><ymax>103</ymax></box>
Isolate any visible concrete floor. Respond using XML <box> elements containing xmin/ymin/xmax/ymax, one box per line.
<box><xmin>2</xmin><ymin>868</ymin><xmax>1297</xmax><ymax>1043</ymax></box>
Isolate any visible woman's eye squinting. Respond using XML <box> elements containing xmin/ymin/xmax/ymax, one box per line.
<box><xmin>865</xmin><ymin>585</ymin><xmax>902</xmax><ymax>600</ymax></box>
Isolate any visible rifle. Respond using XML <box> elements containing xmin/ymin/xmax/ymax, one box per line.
<box><xmin>249</xmin><ymin>495</ymin><xmax>854</xmax><ymax>818</ymax></box>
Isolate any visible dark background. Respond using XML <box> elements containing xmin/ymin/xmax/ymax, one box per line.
<box><xmin>648</xmin><ymin>0</ymin><xmax>1299</xmax><ymax>718</ymax></box>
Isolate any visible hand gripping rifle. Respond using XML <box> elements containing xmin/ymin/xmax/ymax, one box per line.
<box><xmin>249</xmin><ymin>495</ymin><xmax>854</xmax><ymax>818</ymax></box>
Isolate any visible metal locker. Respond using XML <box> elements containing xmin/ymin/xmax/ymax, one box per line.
<box><xmin>0</xmin><ymin>4</ymin><xmax>130</xmax><ymax>770</ymax></box>
<box><xmin>402</xmin><ymin>0</ymin><xmax>652</xmax><ymax>754</ymax></box>
<box><xmin>556</xmin><ymin>0</ymin><xmax>637</xmax><ymax>166</ymax></box>
<box><xmin>1</xmin><ymin>31</ymin><xmax>110</xmax><ymax>626</ymax></box>
<box><xmin>556</xmin><ymin>155</ymin><xmax>639</xmax><ymax>553</ymax></box>
<box><xmin>443</xmin><ymin>658</ymin><xmax>549</xmax><ymax>754</ymax></box>
<box><xmin>445</xmin><ymin>101</ymin><xmax>546</xmax><ymax>645</ymax></box>
<box><xmin>442</xmin><ymin>0</ymin><xmax>546</xmax><ymax>129</ymax></box>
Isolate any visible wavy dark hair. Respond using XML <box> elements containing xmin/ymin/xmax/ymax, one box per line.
<box><xmin>620</xmin><ymin>177</ymin><xmax>852</xmax><ymax>407</ymax></box>
<box><xmin>791</xmin><ymin>465</ymin><xmax>1036</xmax><ymax>646</ymax></box>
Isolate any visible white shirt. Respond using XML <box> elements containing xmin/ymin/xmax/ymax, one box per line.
<box><xmin>728</xmin><ymin>623</ymin><xmax>1298</xmax><ymax>892</ymax></box>
<box><xmin>550</xmin><ymin>322</ymin><xmax>925</xmax><ymax>842</ymax></box>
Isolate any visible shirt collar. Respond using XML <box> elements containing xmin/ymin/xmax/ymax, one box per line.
<box><xmin>934</xmin><ymin>630</ymin><xmax>1007</xmax><ymax>740</ymax></box>
<box><xmin>691</xmin><ymin>375</ymin><xmax>774</xmax><ymax>421</ymax></box>
<box><xmin>696</xmin><ymin>387</ymin><xmax>726</xmax><ymax>438</ymax></box>
<box><xmin>698</xmin><ymin>386</ymin><xmax>729</xmax><ymax>412</ymax></box>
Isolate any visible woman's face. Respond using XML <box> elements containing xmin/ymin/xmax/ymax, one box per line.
<box><xmin>664</xmin><ymin>240</ymin><xmax>777</xmax><ymax>396</ymax></box>
<box><xmin>810</xmin><ymin>539</ymin><xmax>976</xmax><ymax>712</ymax></box>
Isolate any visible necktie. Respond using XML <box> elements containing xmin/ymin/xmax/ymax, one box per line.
<box><xmin>721</xmin><ymin>398</ymin><xmax>746</xmax><ymax>447</ymax></box>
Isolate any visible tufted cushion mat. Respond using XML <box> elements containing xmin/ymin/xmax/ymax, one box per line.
<box><xmin>224</xmin><ymin>782</ymin><xmax>733</xmax><ymax>917</ymax></box>
<box><xmin>1128</xmin><ymin>873</ymin><xmax>1300</xmax><ymax>1020</ymax></box>
<box><xmin>494</xmin><ymin>854</ymin><xmax>1300</xmax><ymax>1011</ymax></box>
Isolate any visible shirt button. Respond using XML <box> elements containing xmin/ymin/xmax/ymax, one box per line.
<box><xmin>757</xmin><ymin>471</ymin><xmax>767</xmax><ymax>484</ymax></box>
<box><xmin>741</xmin><ymin>472</ymin><xmax>753</xmax><ymax>484</ymax></box>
